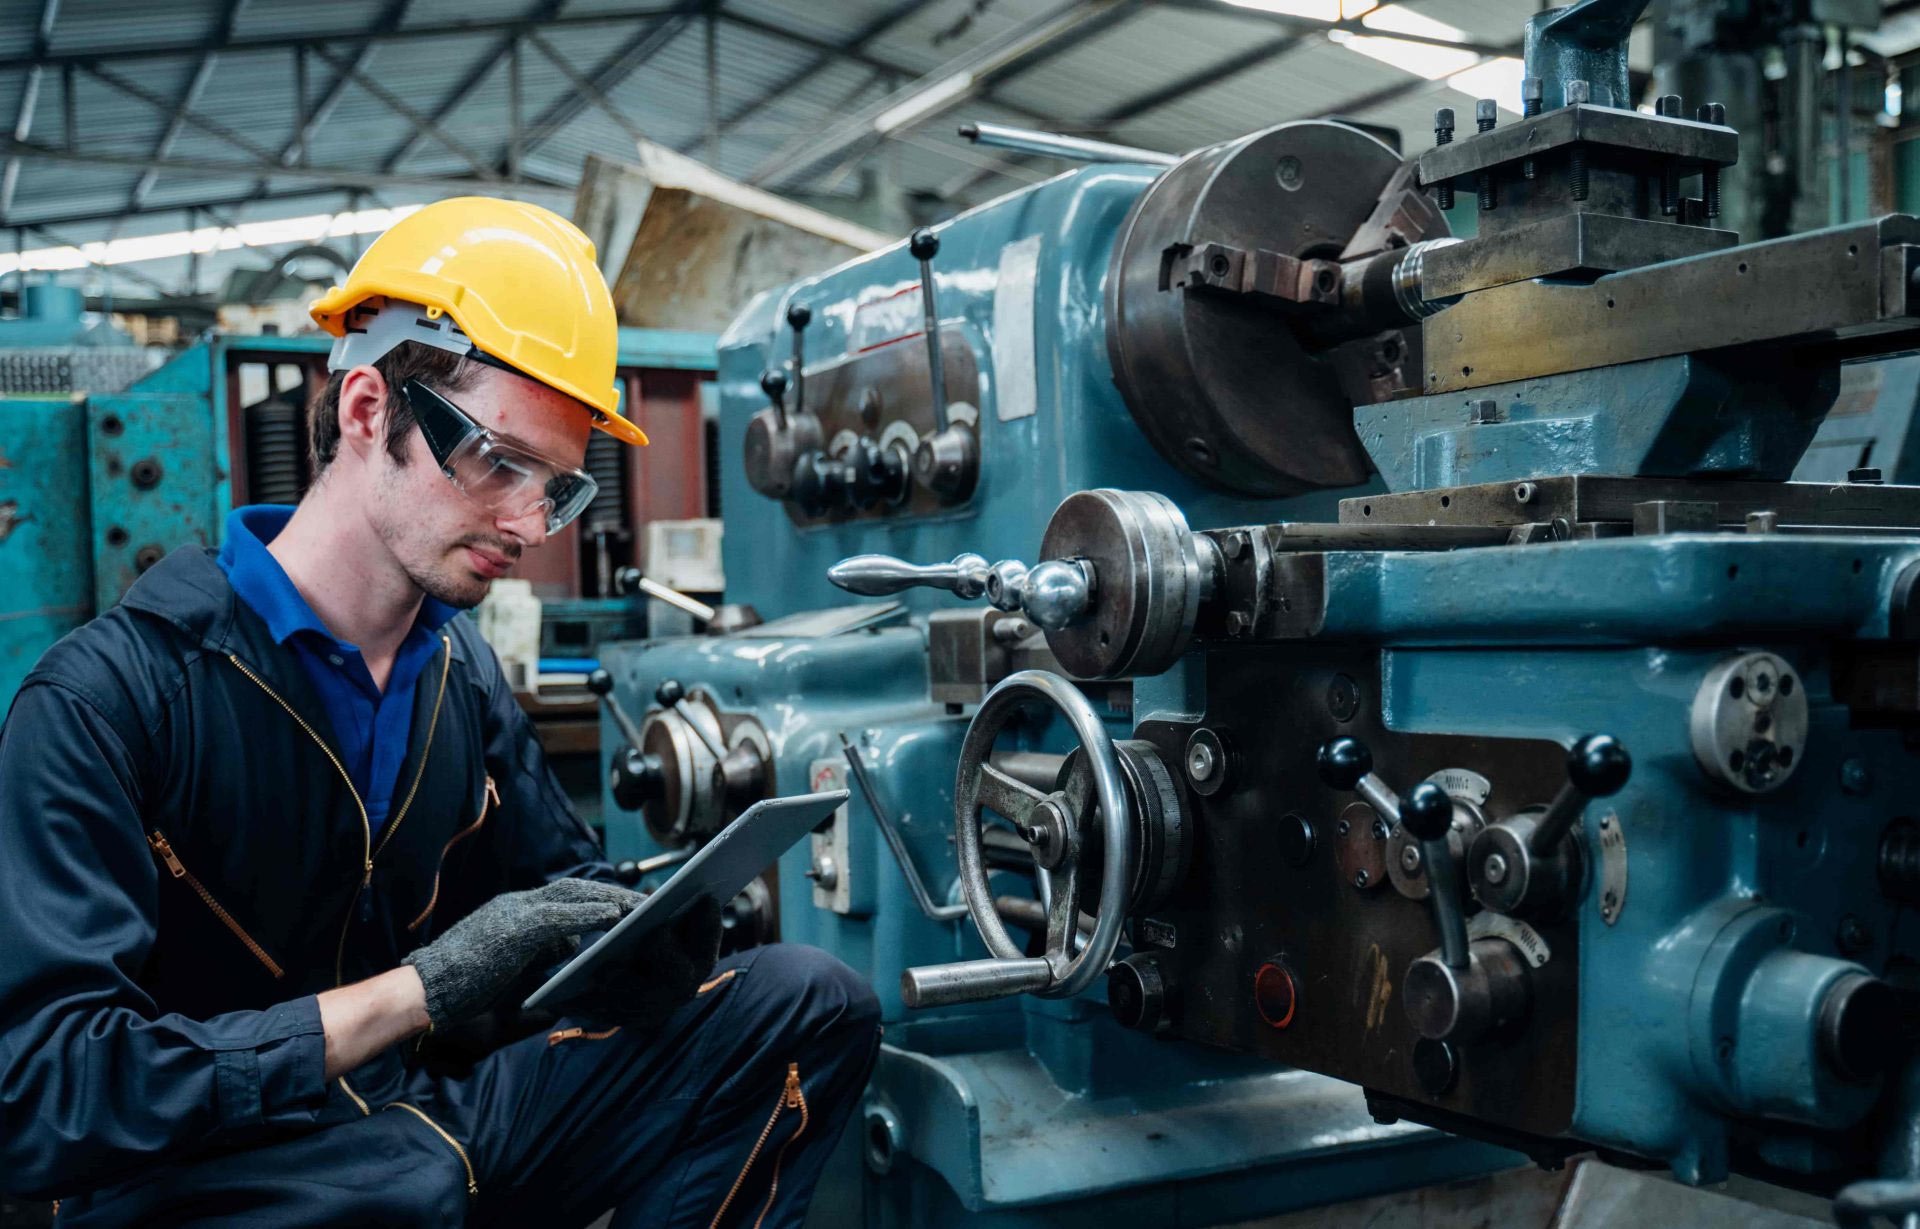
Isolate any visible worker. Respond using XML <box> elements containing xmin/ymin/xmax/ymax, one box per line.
<box><xmin>0</xmin><ymin>197</ymin><xmax>879</xmax><ymax>1227</ymax></box>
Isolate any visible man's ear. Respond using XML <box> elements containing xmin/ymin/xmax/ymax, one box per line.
<box><xmin>336</xmin><ymin>365</ymin><xmax>391</xmax><ymax>464</ymax></box>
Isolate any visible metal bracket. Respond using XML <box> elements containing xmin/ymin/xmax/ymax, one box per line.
<box><xmin>1168</xmin><ymin>241</ymin><xmax>1342</xmax><ymax>307</ymax></box>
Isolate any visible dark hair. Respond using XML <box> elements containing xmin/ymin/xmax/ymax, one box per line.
<box><xmin>308</xmin><ymin>341</ymin><xmax>483</xmax><ymax>474</ymax></box>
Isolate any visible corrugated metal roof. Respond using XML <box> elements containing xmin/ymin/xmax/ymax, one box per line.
<box><xmin>4</xmin><ymin>0</ymin><xmax>1636</xmax><ymax>302</ymax></box>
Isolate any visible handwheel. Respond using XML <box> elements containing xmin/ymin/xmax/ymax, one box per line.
<box><xmin>903</xmin><ymin>670</ymin><xmax>1138</xmax><ymax>1008</ymax></box>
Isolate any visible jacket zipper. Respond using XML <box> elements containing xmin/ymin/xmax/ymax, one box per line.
<box><xmin>709</xmin><ymin>1063</ymin><xmax>807</xmax><ymax>1229</ymax></box>
<box><xmin>406</xmin><ymin>775</ymin><xmax>497</xmax><ymax>932</ymax></box>
<box><xmin>385</xmin><ymin>1102</ymin><xmax>478</xmax><ymax>1197</ymax></box>
<box><xmin>226</xmin><ymin>636</ymin><xmax>450</xmax><ymax>988</ymax></box>
<box><xmin>147</xmin><ymin>831</ymin><xmax>285</xmax><ymax>979</ymax></box>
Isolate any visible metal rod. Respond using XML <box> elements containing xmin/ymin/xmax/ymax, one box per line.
<box><xmin>1425</xmin><ymin>838</ymin><xmax>1471</xmax><ymax>970</ymax></box>
<box><xmin>632</xmin><ymin>574</ymin><xmax>718</xmax><ymax>623</ymax></box>
<box><xmin>902</xmin><ymin>956</ymin><xmax>1052</xmax><ymax>1008</ymax></box>
<box><xmin>841</xmin><ymin>734</ymin><xmax>969</xmax><ymax>922</ymax></box>
<box><xmin>958</xmin><ymin>121</ymin><xmax>1176</xmax><ymax>166</ymax></box>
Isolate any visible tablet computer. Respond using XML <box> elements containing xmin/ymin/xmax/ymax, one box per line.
<box><xmin>523</xmin><ymin>788</ymin><xmax>848</xmax><ymax>1013</ymax></box>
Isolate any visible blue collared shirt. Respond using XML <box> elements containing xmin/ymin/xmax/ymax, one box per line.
<box><xmin>217</xmin><ymin>506</ymin><xmax>460</xmax><ymax>839</ymax></box>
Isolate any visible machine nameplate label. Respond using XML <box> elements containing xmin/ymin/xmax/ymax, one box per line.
<box><xmin>992</xmin><ymin>235</ymin><xmax>1041</xmax><ymax>422</ymax></box>
<box><xmin>1597</xmin><ymin>810</ymin><xmax>1627</xmax><ymax>926</ymax></box>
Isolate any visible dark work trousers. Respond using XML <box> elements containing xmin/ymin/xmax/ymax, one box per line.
<box><xmin>56</xmin><ymin>944</ymin><xmax>881</xmax><ymax>1229</ymax></box>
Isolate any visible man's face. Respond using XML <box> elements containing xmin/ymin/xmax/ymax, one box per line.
<box><xmin>366</xmin><ymin>364</ymin><xmax>594</xmax><ymax>609</ymax></box>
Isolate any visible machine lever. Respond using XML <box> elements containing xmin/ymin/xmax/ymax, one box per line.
<box><xmin>909</xmin><ymin>228</ymin><xmax>951</xmax><ymax>435</ymax></box>
<box><xmin>830</xmin><ymin>552</ymin><xmax>992</xmax><ymax>599</ymax></box>
<box><xmin>587</xmin><ymin>668</ymin><xmax>647</xmax><ymax>751</ymax></box>
<box><xmin>759</xmin><ymin>367</ymin><xmax>788</xmax><ymax>432</ymax></box>
<box><xmin>1315</xmin><ymin>736</ymin><xmax>1402</xmax><ymax>828</ymax></box>
<box><xmin>828</xmin><ymin>553</ymin><xmax>1095</xmax><ymax>632</ymax></box>
<box><xmin>614</xmin><ymin>568</ymin><xmax>719</xmax><ymax>624</ymax></box>
<box><xmin>1317</xmin><ymin>737</ymin><xmax>1469</xmax><ymax>969</ymax></box>
<box><xmin>588</xmin><ymin>668</ymin><xmax>669</xmax><ymax>812</ymax></box>
<box><xmin>654</xmin><ymin>678</ymin><xmax>727</xmax><ymax>762</ymax></box>
<box><xmin>841</xmin><ymin>734</ymin><xmax>969</xmax><ymax>923</ymax></box>
<box><xmin>1528</xmin><ymin>733</ymin><xmax>1631</xmax><ymax>855</ymax></box>
<box><xmin>901</xmin><ymin>957</ymin><xmax>1055</xmax><ymax>1008</ymax></box>
<box><xmin>786</xmin><ymin>302</ymin><xmax>810</xmax><ymax>424</ymax></box>
<box><xmin>1400</xmin><ymin>783</ymin><xmax>1471</xmax><ymax>970</ymax></box>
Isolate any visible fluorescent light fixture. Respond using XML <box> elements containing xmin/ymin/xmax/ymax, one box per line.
<box><xmin>1448</xmin><ymin>57</ymin><xmax>1527</xmax><ymax>114</ymax></box>
<box><xmin>1220</xmin><ymin>0</ymin><xmax>1378</xmax><ymax>20</ymax></box>
<box><xmin>1360</xmin><ymin>4</ymin><xmax>1463</xmax><ymax>37</ymax></box>
<box><xmin>0</xmin><ymin>204</ymin><xmax>422</xmax><ymax>276</ymax></box>
<box><xmin>873</xmin><ymin>71</ymin><xmax>976</xmax><ymax>135</ymax></box>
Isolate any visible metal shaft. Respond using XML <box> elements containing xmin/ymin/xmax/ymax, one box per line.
<box><xmin>901</xmin><ymin>956</ymin><xmax>1054</xmax><ymax>1008</ymax></box>
<box><xmin>916</xmin><ymin>253</ymin><xmax>950</xmax><ymax>434</ymax></box>
<box><xmin>959</xmin><ymin>121</ymin><xmax>1177</xmax><ymax>167</ymax></box>
<box><xmin>1425</xmin><ymin>836</ymin><xmax>1471</xmax><ymax>969</ymax></box>
<box><xmin>842</xmin><ymin>735</ymin><xmax>969</xmax><ymax>923</ymax></box>
<box><xmin>632</xmin><ymin>574</ymin><xmax>718</xmax><ymax>623</ymax></box>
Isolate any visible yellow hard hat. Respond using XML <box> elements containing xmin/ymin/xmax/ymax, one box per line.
<box><xmin>310</xmin><ymin>196</ymin><xmax>646</xmax><ymax>446</ymax></box>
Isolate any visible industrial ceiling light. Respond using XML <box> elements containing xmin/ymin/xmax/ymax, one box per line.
<box><xmin>1219</xmin><ymin>0</ymin><xmax>1377</xmax><ymax>21</ymax></box>
<box><xmin>0</xmin><ymin>204</ymin><xmax>423</xmax><ymax>276</ymax></box>
<box><xmin>873</xmin><ymin>72</ymin><xmax>979</xmax><ymax>135</ymax></box>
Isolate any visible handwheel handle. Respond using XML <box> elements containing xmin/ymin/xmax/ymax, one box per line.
<box><xmin>938</xmin><ymin>669</ymin><xmax>1137</xmax><ymax>1005</ymax></box>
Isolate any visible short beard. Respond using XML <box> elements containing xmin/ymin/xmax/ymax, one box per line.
<box><xmin>408</xmin><ymin>556</ymin><xmax>493</xmax><ymax>610</ymax></box>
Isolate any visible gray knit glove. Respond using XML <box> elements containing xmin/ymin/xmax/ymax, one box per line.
<box><xmin>403</xmin><ymin>878</ymin><xmax>641</xmax><ymax>1029</ymax></box>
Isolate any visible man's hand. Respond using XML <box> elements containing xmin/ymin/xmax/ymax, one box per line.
<box><xmin>567</xmin><ymin>897</ymin><xmax>724</xmax><ymax>1034</ymax></box>
<box><xmin>403</xmin><ymin>878</ymin><xmax>640</xmax><ymax>1029</ymax></box>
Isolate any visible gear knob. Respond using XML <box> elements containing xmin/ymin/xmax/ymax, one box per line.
<box><xmin>1400</xmin><ymin>782</ymin><xmax>1454</xmax><ymax>842</ymax></box>
<box><xmin>1316</xmin><ymin>737</ymin><xmax>1373</xmax><ymax>791</ymax></box>
<box><xmin>587</xmin><ymin>668</ymin><xmax>613</xmax><ymax>697</ymax></box>
<box><xmin>1567</xmin><ymin>734</ymin><xmax>1631</xmax><ymax>797</ymax></box>
<box><xmin>655</xmin><ymin>679</ymin><xmax>686</xmax><ymax>707</ymax></box>
<box><xmin>909</xmin><ymin>228</ymin><xmax>940</xmax><ymax>262</ymax></box>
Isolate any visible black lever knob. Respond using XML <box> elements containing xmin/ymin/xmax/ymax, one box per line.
<box><xmin>1566</xmin><ymin>734</ymin><xmax>1631</xmax><ymax>798</ymax></box>
<box><xmin>587</xmin><ymin>667</ymin><xmax>615</xmax><ymax>697</ymax></box>
<box><xmin>909</xmin><ymin>228</ymin><xmax>940</xmax><ymax>261</ymax></box>
<box><xmin>655</xmin><ymin>679</ymin><xmax>685</xmax><ymax>707</ymax></box>
<box><xmin>1400</xmin><ymin>782</ymin><xmax>1455</xmax><ymax>842</ymax></box>
<box><xmin>610</xmin><ymin>746</ymin><xmax>667</xmax><ymax>812</ymax></box>
<box><xmin>759</xmin><ymin>367</ymin><xmax>788</xmax><ymax>405</ymax></box>
<box><xmin>786</xmin><ymin>302</ymin><xmax>812</xmax><ymax>331</ymax></box>
<box><xmin>1529</xmin><ymin>733</ymin><xmax>1631</xmax><ymax>856</ymax></box>
<box><xmin>1316</xmin><ymin>737</ymin><xmax>1373</xmax><ymax>791</ymax></box>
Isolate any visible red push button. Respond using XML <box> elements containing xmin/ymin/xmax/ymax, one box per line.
<box><xmin>1254</xmin><ymin>961</ymin><xmax>1297</xmax><ymax>1029</ymax></box>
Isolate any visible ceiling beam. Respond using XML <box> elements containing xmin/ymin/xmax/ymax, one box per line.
<box><xmin>304</xmin><ymin>43</ymin><xmax>500</xmax><ymax>178</ymax></box>
<box><xmin>81</xmin><ymin>63</ymin><xmax>279</xmax><ymax>163</ymax></box>
<box><xmin>378</xmin><ymin>0</ymin><xmax>566</xmax><ymax>174</ymax></box>
<box><xmin>0</xmin><ymin>7</ymin><xmax>683</xmax><ymax>73</ymax></box>
<box><xmin>1</xmin><ymin>0</ymin><xmax>62</xmax><ymax>222</ymax></box>
<box><xmin>705</xmin><ymin>0</ymin><xmax>942</xmax><ymax>149</ymax></box>
<box><xmin>2</xmin><ymin>138</ymin><xmax>574</xmax><ymax>194</ymax></box>
<box><xmin>502</xmin><ymin>4</ymin><xmax>699</xmax><ymax>171</ymax></box>
<box><xmin>128</xmin><ymin>0</ymin><xmax>249</xmax><ymax>211</ymax></box>
<box><xmin>748</xmin><ymin>0</ymin><xmax>1141</xmax><ymax>190</ymax></box>
<box><xmin>272</xmin><ymin>0</ymin><xmax>414</xmax><ymax>176</ymax></box>
<box><xmin>1158</xmin><ymin>0</ymin><xmax>1514</xmax><ymax>59</ymax></box>
<box><xmin>525</xmin><ymin>32</ymin><xmax>647</xmax><ymax>143</ymax></box>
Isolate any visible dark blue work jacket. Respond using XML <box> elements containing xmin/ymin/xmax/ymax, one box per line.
<box><xmin>0</xmin><ymin>546</ymin><xmax>612</xmax><ymax>1201</ymax></box>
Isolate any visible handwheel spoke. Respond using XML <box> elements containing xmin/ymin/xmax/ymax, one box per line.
<box><xmin>978</xmin><ymin>761</ymin><xmax>1048</xmax><ymax>828</ymax></box>
<box><xmin>1058</xmin><ymin>756</ymin><xmax>1095</xmax><ymax>825</ymax></box>
<box><xmin>1043</xmin><ymin>859</ymin><xmax>1084</xmax><ymax>959</ymax></box>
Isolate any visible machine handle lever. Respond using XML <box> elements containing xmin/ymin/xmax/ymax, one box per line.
<box><xmin>908</xmin><ymin>228</ymin><xmax>952</xmax><ymax>435</ymax></box>
<box><xmin>901</xmin><ymin>956</ymin><xmax>1055</xmax><ymax>1008</ymax></box>
<box><xmin>830</xmin><ymin>552</ymin><xmax>992</xmax><ymax>599</ymax></box>
<box><xmin>1527</xmin><ymin>733</ymin><xmax>1631</xmax><ymax>855</ymax></box>
<box><xmin>786</xmin><ymin>301</ymin><xmax>810</xmax><ymax>424</ymax></box>
<box><xmin>1317</xmin><ymin>737</ymin><xmax>1469</xmax><ymax>969</ymax></box>
<box><xmin>587</xmin><ymin>668</ymin><xmax>647</xmax><ymax>751</ymax></box>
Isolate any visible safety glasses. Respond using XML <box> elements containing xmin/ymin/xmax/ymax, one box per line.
<box><xmin>401</xmin><ymin>378</ymin><xmax>598</xmax><ymax>535</ymax></box>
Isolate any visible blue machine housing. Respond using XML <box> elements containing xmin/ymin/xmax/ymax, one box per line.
<box><xmin>597</xmin><ymin>160</ymin><xmax>1517</xmax><ymax>1226</ymax></box>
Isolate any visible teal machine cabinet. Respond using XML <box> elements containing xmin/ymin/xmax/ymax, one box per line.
<box><xmin>594</xmin><ymin>0</ymin><xmax>1920</xmax><ymax>1223</ymax></box>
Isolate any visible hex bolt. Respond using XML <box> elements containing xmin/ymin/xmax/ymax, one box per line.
<box><xmin>1432</xmin><ymin>107</ymin><xmax>1455</xmax><ymax>210</ymax></box>
<box><xmin>1699</xmin><ymin>101</ymin><xmax>1725</xmax><ymax>219</ymax></box>
<box><xmin>1565</xmin><ymin>81</ymin><xmax>1590</xmax><ymax>201</ymax></box>
<box><xmin>1483</xmin><ymin>851</ymin><xmax>1510</xmax><ymax>885</ymax></box>
<box><xmin>1353</xmin><ymin>869</ymin><xmax>1372</xmax><ymax>889</ymax></box>
<box><xmin>1521</xmin><ymin>77</ymin><xmax>1543</xmax><ymax>180</ymax></box>
<box><xmin>1475</xmin><ymin>99</ymin><xmax>1497</xmax><ymax>211</ymax></box>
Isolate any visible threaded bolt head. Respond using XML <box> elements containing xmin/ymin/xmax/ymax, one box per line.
<box><xmin>1475</xmin><ymin>99</ymin><xmax>1497</xmax><ymax>129</ymax></box>
<box><xmin>1521</xmin><ymin>76</ymin><xmax>1543</xmax><ymax>116</ymax></box>
<box><xmin>1434</xmin><ymin>106</ymin><xmax>1455</xmax><ymax>138</ymax></box>
<box><xmin>1565</xmin><ymin>79</ymin><xmax>1590</xmax><ymax>106</ymax></box>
